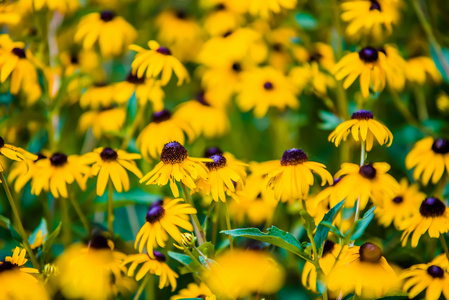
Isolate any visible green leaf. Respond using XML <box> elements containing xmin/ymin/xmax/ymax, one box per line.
<box><xmin>221</xmin><ymin>226</ymin><xmax>310</xmax><ymax>261</ymax></box>
<box><xmin>41</xmin><ymin>222</ymin><xmax>61</xmax><ymax>264</ymax></box>
<box><xmin>299</xmin><ymin>209</ymin><xmax>316</xmax><ymax>232</ymax></box>
<box><xmin>295</xmin><ymin>12</ymin><xmax>318</xmax><ymax>30</ymax></box>
<box><xmin>314</xmin><ymin>200</ymin><xmax>345</xmax><ymax>254</ymax></box>
<box><xmin>319</xmin><ymin>110</ymin><xmax>343</xmax><ymax>130</ymax></box>
<box><xmin>351</xmin><ymin>206</ymin><xmax>376</xmax><ymax>240</ymax></box>
<box><xmin>197</xmin><ymin>242</ymin><xmax>215</xmax><ymax>259</ymax></box>
<box><xmin>0</xmin><ymin>215</ymin><xmax>22</xmax><ymax>242</ymax></box>
<box><xmin>168</xmin><ymin>251</ymin><xmax>193</xmax><ymax>267</ymax></box>
<box><xmin>29</xmin><ymin>218</ymin><xmax>47</xmax><ymax>246</ymax></box>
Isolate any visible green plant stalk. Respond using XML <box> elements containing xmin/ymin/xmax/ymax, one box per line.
<box><xmin>145</xmin><ymin>272</ymin><xmax>155</xmax><ymax>300</ymax></box>
<box><xmin>60</xmin><ymin>197</ymin><xmax>71</xmax><ymax>246</ymax></box>
<box><xmin>202</xmin><ymin>201</ymin><xmax>216</xmax><ymax>237</ymax></box>
<box><xmin>68</xmin><ymin>192</ymin><xmax>90</xmax><ymax>236</ymax></box>
<box><xmin>0</xmin><ymin>172</ymin><xmax>40</xmax><ymax>269</ymax></box>
<box><xmin>354</xmin><ymin>141</ymin><xmax>366</xmax><ymax>223</ymax></box>
<box><xmin>211</xmin><ymin>203</ymin><xmax>220</xmax><ymax>245</ymax></box>
<box><xmin>223</xmin><ymin>201</ymin><xmax>234</xmax><ymax>250</ymax></box>
<box><xmin>40</xmin><ymin>194</ymin><xmax>53</xmax><ymax>233</ymax></box>
<box><xmin>133</xmin><ymin>274</ymin><xmax>150</xmax><ymax>300</ymax></box>
<box><xmin>180</xmin><ymin>182</ymin><xmax>205</xmax><ymax>245</ymax></box>
<box><xmin>440</xmin><ymin>235</ymin><xmax>449</xmax><ymax>262</ymax></box>
<box><xmin>108</xmin><ymin>181</ymin><xmax>115</xmax><ymax>235</ymax></box>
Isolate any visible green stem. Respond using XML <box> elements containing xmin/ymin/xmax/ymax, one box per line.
<box><xmin>354</xmin><ymin>141</ymin><xmax>366</xmax><ymax>222</ymax></box>
<box><xmin>180</xmin><ymin>182</ymin><xmax>205</xmax><ymax>245</ymax></box>
<box><xmin>223</xmin><ymin>202</ymin><xmax>233</xmax><ymax>250</ymax></box>
<box><xmin>108</xmin><ymin>181</ymin><xmax>114</xmax><ymax>235</ymax></box>
<box><xmin>145</xmin><ymin>272</ymin><xmax>155</xmax><ymax>300</ymax></box>
<box><xmin>414</xmin><ymin>86</ymin><xmax>429</xmax><ymax>122</ymax></box>
<box><xmin>203</xmin><ymin>201</ymin><xmax>216</xmax><ymax>237</ymax></box>
<box><xmin>440</xmin><ymin>235</ymin><xmax>449</xmax><ymax>262</ymax></box>
<box><xmin>133</xmin><ymin>274</ymin><xmax>150</xmax><ymax>300</ymax></box>
<box><xmin>212</xmin><ymin>203</ymin><xmax>220</xmax><ymax>245</ymax></box>
<box><xmin>0</xmin><ymin>173</ymin><xmax>39</xmax><ymax>269</ymax></box>
<box><xmin>68</xmin><ymin>192</ymin><xmax>90</xmax><ymax>237</ymax></box>
<box><xmin>60</xmin><ymin>197</ymin><xmax>71</xmax><ymax>246</ymax></box>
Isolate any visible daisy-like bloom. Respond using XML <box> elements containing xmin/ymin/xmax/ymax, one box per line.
<box><xmin>195</xmin><ymin>152</ymin><xmax>247</xmax><ymax>202</ymax></box>
<box><xmin>374</xmin><ymin>178</ymin><xmax>425</xmax><ymax>229</ymax></box>
<box><xmin>289</xmin><ymin>62</ymin><xmax>336</xmax><ymax>97</ymax></box>
<box><xmin>401</xmin><ymin>257</ymin><xmax>449</xmax><ymax>300</ymax></box>
<box><xmin>136</xmin><ymin>109</ymin><xmax>195</xmax><ymax>160</ymax></box>
<box><xmin>24</xmin><ymin>0</ymin><xmax>79</xmax><ymax>14</ymax></box>
<box><xmin>9</xmin><ymin>153</ymin><xmax>47</xmax><ymax>192</ymax></box>
<box><xmin>327</xmin><ymin>243</ymin><xmax>399</xmax><ymax>298</ymax></box>
<box><xmin>31</xmin><ymin>152</ymin><xmax>89</xmax><ymax>198</ymax></box>
<box><xmin>173</xmin><ymin>93</ymin><xmax>230</xmax><ymax>139</ymax></box>
<box><xmin>113</xmin><ymin>73</ymin><xmax>165</xmax><ymax>111</ymax></box>
<box><xmin>134</xmin><ymin>199</ymin><xmax>197</xmax><ymax>256</ymax></box>
<box><xmin>294</xmin><ymin>43</ymin><xmax>336</xmax><ymax>72</ymax></box>
<box><xmin>130</xmin><ymin>40</ymin><xmax>190</xmax><ymax>86</ymax></box>
<box><xmin>123</xmin><ymin>251</ymin><xmax>178</xmax><ymax>291</ymax></box>
<box><xmin>171</xmin><ymin>282</ymin><xmax>216</xmax><ymax>300</ymax></box>
<box><xmin>75</xmin><ymin>10</ymin><xmax>137</xmax><ymax>57</ymax></box>
<box><xmin>333</xmin><ymin>47</ymin><xmax>392</xmax><ymax>98</ymax></box>
<box><xmin>201</xmin><ymin>0</ymin><xmax>246</xmax><ymax>36</ymax></box>
<box><xmin>203</xmin><ymin>249</ymin><xmax>285</xmax><ymax>299</ymax></box>
<box><xmin>264</xmin><ymin>26</ymin><xmax>298</xmax><ymax>71</ymax></box>
<box><xmin>0</xmin><ymin>136</ymin><xmax>38</xmax><ymax>163</ymax></box>
<box><xmin>405</xmin><ymin>137</ymin><xmax>449</xmax><ymax>185</ymax></box>
<box><xmin>3</xmin><ymin>247</ymin><xmax>39</xmax><ymax>274</ymax></box>
<box><xmin>236</xmin><ymin>67</ymin><xmax>299</xmax><ymax>118</ymax></box>
<box><xmin>140</xmin><ymin>142</ymin><xmax>209</xmax><ymax>198</ymax></box>
<box><xmin>334</xmin><ymin>162</ymin><xmax>399</xmax><ymax>209</ymax></box>
<box><xmin>340</xmin><ymin>0</ymin><xmax>401</xmax><ymax>38</ymax></box>
<box><xmin>380</xmin><ymin>45</ymin><xmax>407</xmax><ymax>91</ymax></box>
<box><xmin>78</xmin><ymin>107</ymin><xmax>126</xmax><ymax>139</ymax></box>
<box><xmin>265</xmin><ymin>148</ymin><xmax>333</xmax><ymax>203</ymax></box>
<box><xmin>328</xmin><ymin>110</ymin><xmax>393</xmax><ymax>151</ymax></box>
<box><xmin>400</xmin><ymin>197</ymin><xmax>449</xmax><ymax>247</ymax></box>
<box><xmin>405</xmin><ymin>56</ymin><xmax>442</xmax><ymax>85</ymax></box>
<box><xmin>82</xmin><ymin>147</ymin><xmax>142</xmax><ymax>196</ymax></box>
<box><xmin>245</xmin><ymin>0</ymin><xmax>297</xmax><ymax>19</ymax></box>
<box><xmin>80</xmin><ymin>83</ymin><xmax>116</xmax><ymax>109</ymax></box>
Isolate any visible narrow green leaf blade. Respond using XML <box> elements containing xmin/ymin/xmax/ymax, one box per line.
<box><xmin>41</xmin><ymin>222</ymin><xmax>61</xmax><ymax>263</ymax></box>
<box><xmin>168</xmin><ymin>251</ymin><xmax>193</xmax><ymax>267</ymax></box>
<box><xmin>0</xmin><ymin>215</ymin><xmax>22</xmax><ymax>242</ymax></box>
<box><xmin>351</xmin><ymin>206</ymin><xmax>376</xmax><ymax>240</ymax></box>
<box><xmin>314</xmin><ymin>200</ymin><xmax>345</xmax><ymax>252</ymax></box>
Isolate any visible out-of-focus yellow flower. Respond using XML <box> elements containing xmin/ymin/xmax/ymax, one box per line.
<box><xmin>290</xmin><ymin>63</ymin><xmax>335</xmax><ymax>97</ymax></box>
<box><xmin>4</xmin><ymin>247</ymin><xmax>39</xmax><ymax>274</ymax></box>
<box><xmin>22</xmin><ymin>0</ymin><xmax>79</xmax><ymax>14</ymax></box>
<box><xmin>80</xmin><ymin>83</ymin><xmax>116</xmax><ymax>109</ymax></box>
<box><xmin>245</xmin><ymin>0</ymin><xmax>297</xmax><ymax>19</ymax></box>
<box><xmin>437</xmin><ymin>92</ymin><xmax>449</xmax><ymax>114</ymax></box>
<box><xmin>201</xmin><ymin>0</ymin><xmax>246</xmax><ymax>36</ymax></box>
<box><xmin>405</xmin><ymin>56</ymin><xmax>442</xmax><ymax>85</ymax></box>
<box><xmin>0</xmin><ymin>2</ymin><xmax>21</xmax><ymax>25</ymax></box>
<box><xmin>30</xmin><ymin>230</ymin><xmax>46</xmax><ymax>249</ymax></box>
<box><xmin>9</xmin><ymin>153</ymin><xmax>45</xmax><ymax>192</ymax></box>
<box><xmin>78</xmin><ymin>107</ymin><xmax>126</xmax><ymax>139</ymax></box>
<box><xmin>264</xmin><ymin>26</ymin><xmax>299</xmax><ymax>71</ymax></box>
<box><xmin>203</xmin><ymin>249</ymin><xmax>285</xmax><ymax>299</ymax></box>
<box><xmin>381</xmin><ymin>44</ymin><xmax>407</xmax><ymax>91</ymax></box>
<box><xmin>171</xmin><ymin>282</ymin><xmax>216</xmax><ymax>300</ymax></box>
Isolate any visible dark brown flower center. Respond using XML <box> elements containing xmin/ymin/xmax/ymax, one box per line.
<box><xmin>160</xmin><ymin>142</ymin><xmax>188</xmax><ymax>164</ymax></box>
<box><xmin>420</xmin><ymin>197</ymin><xmax>446</xmax><ymax>218</ymax></box>
<box><xmin>0</xmin><ymin>136</ymin><xmax>4</xmax><ymax>148</ymax></box>
<box><xmin>152</xmin><ymin>250</ymin><xmax>166</xmax><ymax>262</ymax></box>
<box><xmin>358</xmin><ymin>47</ymin><xmax>379</xmax><ymax>63</ymax></box>
<box><xmin>176</xmin><ymin>10</ymin><xmax>187</xmax><ymax>19</ymax></box>
<box><xmin>88</xmin><ymin>234</ymin><xmax>110</xmax><ymax>250</ymax></box>
<box><xmin>152</xmin><ymin>109</ymin><xmax>171</xmax><ymax>123</ymax></box>
<box><xmin>351</xmin><ymin>110</ymin><xmax>374</xmax><ymax>120</ymax></box>
<box><xmin>392</xmin><ymin>196</ymin><xmax>403</xmax><ymax>204</ymax></box>
<box><xmin>196</xmin><ymin>92</ymin><xmax>210</xmax><ymax>106</ymax></box>
<box><xmin>359</xmin><ymin>243</ymin><xmax>382</xmax><ymax>263</ymax></box>
<box><xmin>359</xmin><ymin>164</ymin><xmax>377</xmax><ymax>179</ymax></box>
<box><xmin>146</xmin><ymin>204</ymin><xmax>165</xmax><ymax>223</ymax></box>
<box><xmin>100</xmin><ymin>10</ymin><xmax>116</xmax><ymax>22</ymax></box>
<box><xmin>322</xmin><ymin>240</ymin><xmax>335</xmax><ymax>256</ymax></box>
<box><xmin>0</xmin><ymin>261</ymin><xmax>16</xmax><ymax>273</ymax></box>
<box><xmin>215</xmin><ymin>3</ymin><xmax>226</xmax><ymax>11</ymax></box>
<box><xmin>272</xmin><ymin>43</ymin><xmax>283</xmax><ymax>52</ymax></box>
<box><xmin>100</xmin><ymin>148</ymin><xmax>118</xmax><ymax>161</ymax></box>
<box><xmin>427</xmin><ymin>265</ymin><xmax>445</xmax><ymax>278</ymax></box>
<box><xmin>280</xmin><ymin>148</ymin><xmax>308</xmax><ymax>166</ymax></box>
<box><xmin>206</xmin><ymin>154</ymin><xmax>227</xmax><ymax>170</ymax></box>
<box><xmin>309</xmin><ymin>52</ymin><xmax>323</xmax><ymax>63</ymax></box>
<box><xmin>222</xmin><ymin>31</ymin><xmax>233</xmax><ymax>38</ymax></box>
<box><xmin>369</xmin><ymin>0</ymin><xmax>381</xmax><ymax>11</ymax></box>
<box><xmin>204</xmin><ymin>147</ymin><xmax>223</xmax><ymax>157</ymax></box>
<box><xmin>232</xmin><ymin>62</ymin><xmax>242</xmax><ymax>73</ymax></box>
<box><xmin>332</xmin><ymin>177</ymin><xmax>342</xmax><ymax>186</ymax></box>
<box><xmin>264</xmin><ymin>82</ymin><xmax>274</xmax><ymax>90</ymax></box>
<box><xmin>156</xmin><ymin>46</ymin><xmax>172</xmax><ymax>56</ymax></box>
<box><xmin>431</xmin><ymin>138</ymin><xmax>449</xmax><ymax>154</ymax></box>
<box><xmin>12</xmin><ymin>47</ymin><xmax>26</xmax><ymax>59</ymax></box>
<box><xmin>70</xmin><ymin>53</ymin><xmax>79</xmax><ymax>64</ymax></box>
<box><xmin>50</xmin><ymin>153</ymin><xmax>68</xmax><ymax>167</ymax></box>
<box><xmin>196</xmin><ymin>295</ymin><xmax>206</xmax><ymax>300</ymax></box>
<box><xmin>126</xmin><ymin>73</ymin><xmax>145</xmax><ymax>85</ymax></box>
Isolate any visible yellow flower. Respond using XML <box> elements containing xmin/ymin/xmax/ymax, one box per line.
<box><xmin>136</xmin><ymin>109</ymin><xmax>195</xmax><ymax>160</ymax></box>
<box><xmin>195</xmin><ymin>152</ymin><xmax>247</xmax><ymax>202</ymax></box>
<box><xmin>113</xmin><ymin>73</ymin><xmax>165</xmax><ymax>111</ymax></box>
<box><xmin>31</xmin><ymin>153</ymin><xmax>89</xmax><ymax>198</ymax></box>
<box><xmin>307</xmin><ymin>180</ymin><xmax>344</xmax><ymax>226</ymax></box>
<box><xmin>80</xmin><ymin>83</ymin><xmax>116</xmax><ymax>109</ymax></box>
<box><xmin>437</xmin><ymin>92</ymin><xmax>449</xmax><ymax>115</ymax></box>
<box><xmin>294</xmin><ymin>43</ymin><xmax>336</xmax><ymax>72</ymax></box>
<box><xmin>4</xmin><ymin>247</ymin><xmax>39</xmax><ymax>274</ymax></box>
<box><xmin>75</xmin><ymin>10</ymin><xmax>137</xmax><ymax>57</ymax></box>
<box><xmin>400</xmin><ymin>197</ymin><xmax>449</xmax><ymax>248</ymax></box>
<box><xmin>173</xmin><ymin>93</ymin><xmax>230</xmax><ymax>139</ymax></box>
<box><xmin>327</xmin><ymin>243</ymin><xmax>399</xmax><ymax>298</ymax></box>
<box><xmin>333</xmin><ymin>47</ymin><xmax>394</xmax><ymax>98</ymax></box>
<box><xmin>374</xmin><ymin>178</ymin><xmax>425</xmax><ymax>229</ymax></box>
<box><xmin>203</xmin><ymin>249</ymin><xmax>285</xmax><ymax>299</ymax></box>
<box><xmin>170</xmin><ymin>282</ymin><xmax>216</xmax><ymax>300</ymax></box>
<box><xmin>265</xmin><ymin>26</ymin><xmax>299</xmax><ymax>71</ymax></box>
<box><xmin>0</xmin><ymin>2</ymin><xmax>21</xmax><ymax>25</ymax></box>
<box><xmin>340</xmin><ymin>0</ymin><xmax>401</xmax><ymax>38</ymax></box>
<box><xmin>405</xmin><ymin>56</ymin><xmax>442</xmax><ymax>85</ymax></box>
<box><xmin>82</xmin><ymin>147</ymin><xmax>142</xmax><ymax>196</ymax></box>
<box><xmin>134</xmin><ymin>199</ymin><xmax>196</xmax><ymax>256</ymax></box>
<box><xmin>140</xmin><ymin>142</ymin><xmax>209</xmax><ymax>198</ymax></box>
<box><xmin>237</xmin><ymin>66</ymin><xmax>299</xmax><ymax>118</ymax></box>
<box><xmin>405</xmin><ymin>137</ymin><xmax>449</xmax><ymax>185</ymax></box>
<box><xmin>201</xmin><ymin>1</ymin><xmax>245</xmax><ymax>36</ymax></box>
<box><xmin>30</xmin><ymin>230</ymin><xmax>47</xmax><ymax>250</ymax></box>
<box><xmin>401</xmin><ymin>257</ymin><xmax>449</xmax><ymax>300</ymax></box>
<box><xmin>289</xmin><ymin>62</ymin><xmax>335</xmax><ymax>97</ymax></box>
<box><xmin>266</xmin><ymin>148</ymin><xmax>333</xmax><ymax>203</ymax></box>
<box><xmin>246</xmin><ymin>0</ymin><xmax>297</xmax><ymax>19</ymax></box>
<box><xmin>130</xmin><ymin>40</ymin><xmax>190</xmax><ymax>86</ymax></box>
<box><xmin>328</xmin><ymin>110</ymin><xmax>393</xmax><ymax>151</ymax></box>
<box><xmin>78</xmin><ymin>107</ymin><xmax>126</xmax><ymax>139</ymax></box>
<box><xmin>123</xmin><ymin>251</ymin><xmax>178</xmax><ymax>291</ymax></box>
<box><xmin>334</xmin><ymin>162</ymin><xmax>399</xmax><ymax>209</ymax></box>
<box><xmin>24</xmin><ymin>0</ymin><xmax>79</xmax><ymax>14</ymax></box>
<box><xmin>0</xmin><ymin>136</ymin><xmax>37</xmax><ymax>163</ymax></box>
<box><xmin>381</xmin><ymin>44</ymin><xmax>407</xmax><ymax>91</ymax></box>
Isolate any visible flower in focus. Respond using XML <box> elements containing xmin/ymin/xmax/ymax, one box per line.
<box><xmin>266</xmin><ymin>148</ymin><xmax>333</xmax><ymax>203</ymax></box>
<box><xmin>79</xmin><ymin>83</ymin><xmax>116</xmax><ymax>109</ymax></box>
<box><xmin>4</xmin><ymin>247</ymin><xmax>39</xmax><ymax>274</ymax></box>
<box><xmin>203</xmin><ymin>249</ymin><xmax>285</xmax><ymax>299</ymax></box>
<box><xmin>130</xmin><ymin>40</ymin><xmax>190</xmax><ymax>86</ymax></box>
<box><xmin>82</xmin><ymin>147</ymin><xmax>142</xmax><ymax>196</ymax></box>
<box><xmin>136</xmin><ymin>109</ymin><xmax>195</xmax><ymax>159</ymax></box>
<box><xmin>327</xmin><ymin>243</ymin><xmax>399</xmax><ymax>298</ymax></box>
<box><xmin>123</xmin><ymin>251</ymin><xmax>178</xmax><ymax>291</ymax></box>
<box><xmin>246</xmin><ymin>0</ymin><xmax>297</xmax><ymax>19</ymax></box>
<box><xmin>140</xmin><ymin>141</ymin><xmax>209</xmax><ymax>198</ymax></box>
<box><xmin>334</xmin><ymin>162</ymin><xmax>399</xmax><ymax>209</ymax></box>
<box><xmin>236</xmin><ymin>67</ymin><xmax>299</xmax><ymax>118</ymax></box>
<box><xmin>9</xmin><ymin>154</ymin><xmax>47</xmax><ymax>192</ymax></box>
<box><xmin>374</xmin><ymin>178</ymin><xmax>425</xmax><ymax>229</ymax></box>
<box><xmin>406</xmin><ymin>137</ymin><xmax>449</xmax><ymax>185</ymax></box>
<box><xmin>170</xmin><ymin>282</ymin><xmax>216</xmax><ymax>300</ymax></box>
<box><xmin>134</xmin><ymin>199</ymin><xmax>196</xmax><ymax>256</ymax></box>
<box><xmin>328</xmin><ymin>110</ymin><xmax>393</xmax><ymax>151</ymax></box>
<box><xmin>78</xmin><ymin>107</ymin><xmax>126</xmax><ymax>139</ymax></box>
<box><xmin>405</xmin><ymin>56</ymin><xmax>442</xmax><ymax>85</ymax></box>
<box><xmin>75</xmin><ymin>10</ymin><xmax>137</xmax><ymax>57</ymax></box>
<box><xmin>400</xmin><ymin>197</ymin><xmax>449</xmax><ymax>247</ymax></box>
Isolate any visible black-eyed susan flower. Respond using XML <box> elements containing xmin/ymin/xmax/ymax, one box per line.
<box><xmin>236</xmin><ymin>66</ymin><xmax>299</xmax><ymax>118</ymax></box>
<box><xmin>334</xmin><ymin>162</ymin><xmax>399</xmax><ymax>209</ymax></box>
<box><xmin>374</xmin><ymin>178</ymin><xmax>425</xmax><ymax>229</ymax></box>
<box><xmin>328</xmin><ymin>110</ymin><xmax>393</xmax><ymax>151</ymax></box>
<box><xmin>170</xmin><ymin>282</ymin><xmax>216</xmax><ymax>300</ymax></box>
<box><xmin>173</xmin><ymin>93</ymin><xmax>230</xmax><ymax>139</ymax></box>
<box><xmin>75</xmin><ymin>10</ymin><xmax>137</xmax><ymax>57</ymax></box>
<box><xmin>406</xmin><ymin>137</ymin><xmax>449</xmax><ymax>185</ymax></box>
<box><xmin>140</xmin><ymin>142</ymin><xmax>209</xmax><ymax>198</ymax></box>
<box><xmin>195</xmin><ymin>152</ymin><xmax>247</xmax><ymax>202</ymax></box>
<box><xmin>289</xmin><ymin>62</ymin><xmax>335</xmax><ymax>97</ymax></box>
<box><xmin>130</xmin><ymin>40</ymin><xmax>190</xmax><ymax>86</ymax></box>
<box><xmin>405</xmin><ymin>56</ymin><xmax>442</xmax><ymax>85</ymax></box>
<box><xmin>136</xmin><ymin>109</ymin><xmax>195</xmax><ymax>160</ymax></box>
<box><xmin>327</xmin><ymin>243</ymin><xmax>399</xmax><ymax>298</ymax></box>
<box><xmin>333</xmin><ymin>47</ymin><xmax>392</xmax><ymax>98</ymax></box>
<box><xmin>400</xmin><ymin>197</ymin><xmax>449</xmax><ymax>247</ymax></box>
<box><xmin>203</xmin><ymin>249</ymin><xmax>285</xmax><ymax>299</ymax></box>
<box><xmin>265</xmin><ymin>26</ymin><xmax>298</xmax><ymax>71</ymax></box>
<box><xmin>381</xmin><ymin>44</ymin><xmax>407</xmax><ymax>91</ymax></box>
<box><xmin>201</xmin><ymin>0</ymin><xmax>245</xmax><ymax>36</ymax></box>
<box><xmin>311</xmin><ymin>177</ymin><xmax>344</xmax><ymax>213</ymax></box>
<box><xmin>31</xmin><ymin>152</ymin><xmax>89</xmax><ymax>198</ymax></box>
<box><xmin>82</xmin><ymin>147</ymin><xmax>142</xmax><ymax>196</ymax></box>
<box><xmin>266</xmin><ymin>148</ymin><xmax>333</xmax><ymax>203</ymax></box>
<box><xmin>79</xmin><ymin>83</ymin><xmax>116</xmax><ymax>109</ymax></box>
<box><xmin>134</xmin><ymin>199</ymin><xmax>197</xmax><ymax>256</ymax></box>
<box><xmin>123</xmin><ymin>251</ymin><xmax>178</xmax><ymax>291</ymax></box>
<box><xmin>78</xmin><ymin>107</ymin><xmax>126</xmax><ymax>139</ymax></box>
<box><xmin>8</xmin><ymin>153</ymin><xmax>46</xmax><ymax>192</ymax></box>
<box><xmin>294</xmin><ymin>42</ymin><xmax>336</xmax><ymax>72</ymax></box>
<box><xmin>0</xmin><ymin>136</ymin><xmax>37</xmax><ymax>163</ymax></box>
<box><xmin>246</xmin><ymin>0</ymin><xmax>297</xmax><ymax>19</ymax></box>
<box><xmin>4</xmin><ymin>247</ymin><xmax>39</xmax><ymax>274</ymax></box>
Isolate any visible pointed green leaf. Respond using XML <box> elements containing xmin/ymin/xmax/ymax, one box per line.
<box><xmin>314</xmin><ymin>200</ymin><xmax>345</xmax><ymax>254</ymax></box>
<box><xmin>351</xmin><ymin>206</ymin><xmax>376</xmax><ymax>240</ymax></box>
<box><xmin>41</xmin><ymin>222</ymin><xmax>61</xmax><ymax>263</ymax></box>
<box><xmin>168</xmin><ymin>251</ymin><xmax>193</xmax><ymax>267</ymax></box>
<box><xmin>0</xmin><ymin>215</ymin><xmax>22</xmax><ymax>242</ymax></box>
